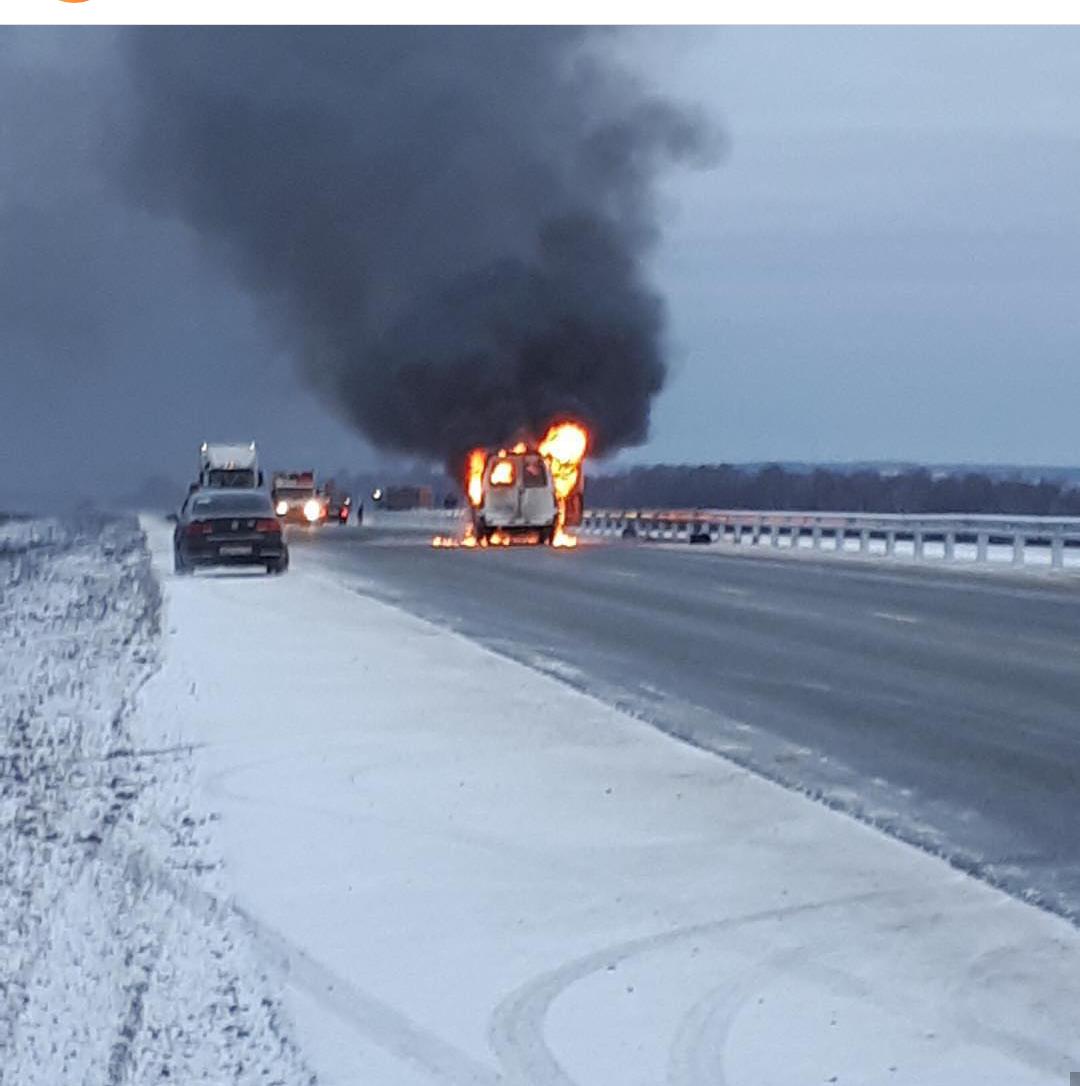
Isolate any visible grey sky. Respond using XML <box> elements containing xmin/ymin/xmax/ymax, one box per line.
<box><xmin>2</xmin><ymin>27</ymin><xmax>1080</xmax><ymax>506</ymax></box>
<box><xmin>627</xmin><ymin>27</ymin><xmax>1080</xmax><ymax>466</ymax></box>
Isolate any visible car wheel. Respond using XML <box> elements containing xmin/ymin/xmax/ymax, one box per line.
<box><xmin>174</xmin><ymin>549</ymin><xmax>190</xmax><ymax>575</ymax></box>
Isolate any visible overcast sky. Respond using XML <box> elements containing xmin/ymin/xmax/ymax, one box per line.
<box><xmin>3</xmin><ymin>27</ymin><xmax>1080</xmax><ymax>505</ymax></box>
<box><xmin>631</xmin><ymin>27</ymin><xmax>1080</xmax><ymax>467</ymax></box>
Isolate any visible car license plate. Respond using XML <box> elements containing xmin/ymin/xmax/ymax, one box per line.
<box><xmin>219</xmin><ymin>544</ymin><xmax>252</xmax><ymax>556</ymax></box>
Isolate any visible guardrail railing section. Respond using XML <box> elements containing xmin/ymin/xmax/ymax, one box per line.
<box><xmin>580</xmin><ymin>509</ymin><xmax>1080</xmax><ymax>569</ymax></box>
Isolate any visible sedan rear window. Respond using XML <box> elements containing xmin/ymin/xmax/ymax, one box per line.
<box><xmin>191</xmin><ymin>493</ymin><xmax>273</xmax><ymax>515</ymax></box>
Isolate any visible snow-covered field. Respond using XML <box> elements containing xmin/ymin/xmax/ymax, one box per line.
<box><xmin>5</xmin><ymin>516</ymin><xmax>1080</xmax><ymax>1085</ymax></box>
<box><xmin>1</xmin><ymin>516</ymin><xmax>312</xmax><ymax>1084</ymax></box>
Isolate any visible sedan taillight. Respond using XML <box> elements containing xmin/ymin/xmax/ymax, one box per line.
<box><xmin>254</xmin><ymin>518</ymin><xmax>281</xmax><ymax>533</ymax></box>
<box><xmin>184</xmin><ymin>521</ymin><xmax>212</xmax><ymax>536</ymax></box>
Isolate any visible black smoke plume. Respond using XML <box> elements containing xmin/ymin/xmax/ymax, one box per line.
<box><xmin>120</xmin><ymin>28</ymin><xmax>714</xmax><ymax>468</ymax></box>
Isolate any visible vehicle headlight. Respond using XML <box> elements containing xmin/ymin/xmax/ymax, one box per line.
<box><xmin>275</xmin><ymin>500</ymin><xmax>288</xmax><ymax>516</ymax></box>
<box><xmin>303</xmin><ymin>498</ymin><xmax>322</xmax><ymax>522</ymax></box>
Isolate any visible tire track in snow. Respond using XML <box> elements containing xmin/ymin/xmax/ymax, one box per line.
<box><xmin>487</xmin><ymin>890</ymin><xmax>892</xmax><ymax>1086</ymax></box>
<box><xmin>665</xmin><ymin>947</ymin><xmax>809</xmax><ymax>1086</ymax></box>
<box><xmin>240</xmin><ymin>908</ymin><xmax>503</xmax><ymax>1086</ymax></box>
<box><xmin>665</xmin><ymin>949</ymin><xmax>883</xmax><ymax>1086</ymax></box>
<box><xmin>108</xmin><ymin>835</ymin><xmax>502</xmax><ymax>1086</ymax></box>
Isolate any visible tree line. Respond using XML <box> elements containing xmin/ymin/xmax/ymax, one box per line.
<box><xmin>587</xmin><ymin>465</ymin><xmax>1080</xmax><ymax>516</ymax></box>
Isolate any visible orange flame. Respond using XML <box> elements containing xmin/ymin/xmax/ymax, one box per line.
<box><xmin>466</xmin><ymin>448</ymin><xmax>486</xmax><ymax>508</ymax></box>
<box><xmin>431</xmin><ymin>523</ymin><xmax>528</xmax><ymax>549</ymax></box>
<box><xmin>538</xmin><ymin>422</ymin><xmax>587</xmax><ymax>497</ymax></box>
<box><xmin>490</xmin><ymin>458</ymin><xmax>515</xmax><ymax>486</ymax></box>
<box><xmin>551</xmin><ymin>524</ymin><xmax>578</xmax><ymax>547</ymax></box>
<box><xmin>539</xmin><ymin>421</ymin><xmax>588</xmax><ymax>547</ymax></box>
<box><xmin>538</xmin><ymin>421</ymin><xmax>588</xmax><ymax>475</ymax></box>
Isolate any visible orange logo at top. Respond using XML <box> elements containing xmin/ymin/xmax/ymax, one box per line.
<box><xmin>59</xmin><ymin>0</ymin><xmax>90</xmax><ymax>4</ymax></box>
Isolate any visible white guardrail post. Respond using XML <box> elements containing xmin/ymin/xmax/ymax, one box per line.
<box><xmin>580</xmin><ymin>509</ymin><xmax>1080</xmax><ymax>570</ymax></box>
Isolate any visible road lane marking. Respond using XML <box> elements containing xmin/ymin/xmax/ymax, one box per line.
<box><xmin>872</xmin><ymin>611</ymin><xmax>920</xmax><ymax>624</ymax></box>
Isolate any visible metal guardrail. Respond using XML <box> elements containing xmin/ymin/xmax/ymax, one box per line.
<box><xmin>580</xmin><ymin>509</ymin><xmax>1080</xmax><ymax>569</ymax></box>
<box><xmin>366</xmin><ymin>507</ymin><xmax>463</xmax><ymax>526</ymax></box>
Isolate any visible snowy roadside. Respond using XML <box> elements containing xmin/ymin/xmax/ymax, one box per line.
<box><xmin>1</xmin><ymin>516</ymin><xmax>312</xmax><ymax>1085</ymax></box>
<box><xmin>137</xmin><ymin>515</ymin><xmax>1079</xmax><ymax>1086</ymax></box>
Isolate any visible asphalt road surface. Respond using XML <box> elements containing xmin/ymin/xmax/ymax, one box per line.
<box><xmin>295</xmin><ymin>521</ymin><xmax>1080</xmax><ymax>921</ymax></box>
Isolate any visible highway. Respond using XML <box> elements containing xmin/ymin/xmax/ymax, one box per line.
<box><xmin>295</xmin><ymin>522</ymin><xmax>1080</xmax><ymax>921</ymax></box>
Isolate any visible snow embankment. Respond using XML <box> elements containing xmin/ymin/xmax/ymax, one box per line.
<box><xmin>1</xmin><ymin>516</ymin><xmax>312</xmax><ymax>1085</ymax></box>
<box><xmin>138</xmin><ymin>516</ymin><xmax>1080</xmax><ymax>1086</ymax></box>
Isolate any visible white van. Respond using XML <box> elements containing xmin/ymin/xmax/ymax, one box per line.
<box><xmin>473</xmin><ymin>450</ymin><xmax>558</xmax><ymax>543</ymax></box>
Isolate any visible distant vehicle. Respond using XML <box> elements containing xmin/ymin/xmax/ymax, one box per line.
<box><xmin>323</xmin><ymin>487</ymin><xmax>352</xmax><ymax>525</ymax></box>
<box><xmin>198</xmin><ymin>442</ymin><xmax>262</xmax><ymax>488</ymax></box>
<box><xmin>473</xmin><ymin>450</ymin><xmax>558</xmax><ymax>543</ymax></box>
<box><xmin>271</xmin><ymin>471</ymin><xmax>327</xmax><ymax>525</ymax></box>
<box><xmin>174</xmin><ymin>488</ymin><xmax>288</xmax><ymax>575</ymax></box>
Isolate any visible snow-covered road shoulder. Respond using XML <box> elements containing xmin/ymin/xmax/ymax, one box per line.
<box><xmin>1</xmin><ymin>516</ymin><xmax>313</xmax><ymax>1085</ymax></box>
<box><xmin>140</xmin><ymin>517</ymin><xmax>1079</xmax><ymax>1086</ymax></box>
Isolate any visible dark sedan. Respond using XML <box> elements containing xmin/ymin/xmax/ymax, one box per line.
<box><xmin>173</xmin><ymin>489</ymin><xmax>289</xmax><ymax>575</ymax></box>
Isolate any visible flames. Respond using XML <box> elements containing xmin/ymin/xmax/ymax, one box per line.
<box><xmin>538</xmin><ymin>421</ymin><xmax>588</xmax><ymax>548</ymax></box>
<box><xmin>433</xmin><ymin>526</ymin><xmax>521</xmax><ymax>548</ymax></box>
<box><xmin>432</xmin><ymin>522</ymin><xmax>526</xmax><ymax>549</ymax></box>
<box><xmin>433</xmin><ymin>419</ymin><xmax>589</xmax><ymax>550</ymax></box>
<box><xmin>538</xmin><ymin>421</ymin><xmax>588</xmax><ymax>495</ymax></box>
<box><xmin>465</xmin><ymin>448</ymin><xmax>486</xmax><ymax>509</ymax></box>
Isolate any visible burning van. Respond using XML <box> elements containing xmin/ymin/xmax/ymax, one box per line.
<box><xmin>446</xmin><ymin>421</ymin><xmax>587</xmax><ymax>548</ymax></box>
<box><xmin>473</xmin><ymin>448</ymin><xmax>559</xmax><ymax>544</ymax></box>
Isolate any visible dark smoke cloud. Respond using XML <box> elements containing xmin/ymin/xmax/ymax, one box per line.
<box><xmin>120</xmin><ymin>28</ymin><xmax>715</xmax><ymax>467</ymax></box>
